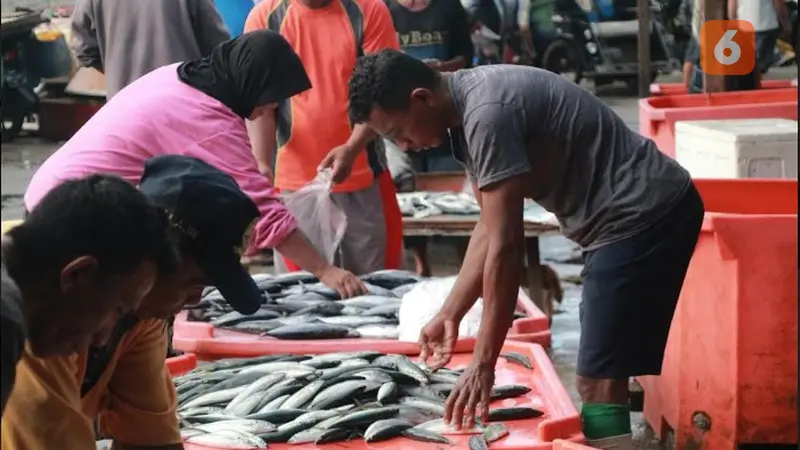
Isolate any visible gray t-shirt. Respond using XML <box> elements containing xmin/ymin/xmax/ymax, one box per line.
<box><xmin>446</xmin><ymin>65</ymin><xmax>691</xmax><ymax>249</ymax></box>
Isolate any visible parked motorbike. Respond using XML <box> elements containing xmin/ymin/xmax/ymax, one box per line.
<box><xmin>472</xmin><ymin>24</ymin><xmax>505</xmax><ymax>65</ymax></box>
<box><xmin>1</xmin><ymin>8</ymin><xmax>47</xmax><ymax>143</ymax></box>
<box><xmin>531</xmin><ymin>0</ymin><xmax>602</xmax><ymax>84</ymax></box>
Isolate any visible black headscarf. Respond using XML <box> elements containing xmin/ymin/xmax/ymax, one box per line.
<box><xmin>177</xmin><ymin>30</ymin><xmax>311</xmax><ymax>119</ymax></box>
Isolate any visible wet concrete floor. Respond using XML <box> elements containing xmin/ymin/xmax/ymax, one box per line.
<box><xmin>1</xmin><ymin>68</ymin><xmax>796</xmax><ymax>449</ymax></box>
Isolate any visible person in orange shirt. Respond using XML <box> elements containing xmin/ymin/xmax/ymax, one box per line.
<box><xmin>244</xmin><ymin>0</ymin><xmax>404</xmax><ymax>274</ymax></box>
<box><xmin>1</xmin><ymin>156</ymin><xmax>275</xmax><ymax>450</ymax></box>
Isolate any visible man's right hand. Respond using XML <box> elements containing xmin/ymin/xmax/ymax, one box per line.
<box><xmin>318</xmin><ymin>266</ymin><xmax>367</xmax><ymax>299</ymax></box>
<box><xmin>319</xmin><ymin>145</ymin><xmax>359</xmax><ymax>184</ymax></box>
<box><xmin>418</xmin><ymin>314</ymin><xmax>460</xmax><ymax>370</ymax></box>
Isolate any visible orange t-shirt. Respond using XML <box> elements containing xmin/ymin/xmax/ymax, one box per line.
<box><xmin>244</xmin><ymin>0</ymin><xmax>400</xmax><ymax>192</ymax></box>
<box><xmin>1</xmin><ymin>319</ymin><xmax>180</xmax><ymax>449</ymax></box>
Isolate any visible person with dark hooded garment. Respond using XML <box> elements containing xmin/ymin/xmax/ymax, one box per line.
<box><xmin>26</xmin><ymin>30</ymin><xmax>367</xmax><ymax>301</ymax></box>
<box><xmin>8</xmin><ymin>31</ymin><xmax>369</xmax><ymax>450</ymax></box>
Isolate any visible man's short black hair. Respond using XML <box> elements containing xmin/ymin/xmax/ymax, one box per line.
<box><xmin>348</xmin><ymin>49</ymin><xmax>439</xmax><ymax>124</ymax></box>
<box><xmin>9</xmin><ymin>174</ymin><xmax>179</xmax><ymax>280</ymax></box>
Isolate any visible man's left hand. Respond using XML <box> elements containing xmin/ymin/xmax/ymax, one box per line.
<box><xmin>444</xmin><ymin>361</ymin><xmax>495</xmax><ymax>429</ymax></box>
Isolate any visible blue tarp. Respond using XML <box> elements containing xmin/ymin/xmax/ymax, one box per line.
<box><xmin>214</xmin><ymin>0</ymin><xmax>257</xmax><ymax>37</ymax></box>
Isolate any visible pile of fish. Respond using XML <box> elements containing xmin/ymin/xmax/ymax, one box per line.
<box><xmin>188</xmin><ymin>269</ymin><xmax>530</xmax><ymax>341</ymax></box>
<box><xmin>175</xmin><ymin>351</ymin><xmax>541</xmax><ymax>448</ymax></box>
<box><xmin>189</xmin><ymin>270</ymin><xmax>423</xmax><ymax>340</ymax></box>
<box><xmin>396</xmin><ymin>192</ymin><xmax>481</xmax><ymax>218</ymax></box>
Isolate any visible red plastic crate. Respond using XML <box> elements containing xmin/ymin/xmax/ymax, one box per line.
<box><xmin>166</xmin><ymin>353</ymin><xmax>196</xmax><ymax>377</ymax></box>
<box><xmin>638</xmin><ymin>87</ymin><xmax>798</xmax><ymax>158</ymax></box>
<box><xmin>173</xmin><ymin>341</ymin><xmax>586</xmax><ymax>449</ymax></box>
<box><xmin>638</xmin><ymin>178</ymin><xmax>798</xmax><ymax>449</ymax></box>
<box><xmin>552</xmin><ymin>440</ymin><xmax>597</xmax><ymax>449</ymax></box>
<box><xmin>173</xmin><ymin>291</ymin><xmax>551</xmax><ymax>360</ymax></box>
<box><xmin>648</xmin><ymin>79</ymin><xmax>795</xmax><ymax>96</ymax></box>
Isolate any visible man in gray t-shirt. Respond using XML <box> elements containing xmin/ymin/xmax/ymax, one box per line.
<box><xmin>345</xmin><ymin>51</ymin><xmax>704</xmax><ymax>448</ymax></box>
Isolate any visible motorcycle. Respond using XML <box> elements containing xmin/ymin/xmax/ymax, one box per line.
<box><xmin>1</xmin><ymin>8</ymin><xmax>47</xmax><ymax>143</ymax></box>
<box><xmin>472</xmin><ymin>24</ymin><xmax>505</xmax><ymax>65</ymax></box>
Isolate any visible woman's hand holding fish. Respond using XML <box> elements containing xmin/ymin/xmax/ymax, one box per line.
<box><xmin>318</xmin><ymin>266</ymin><xmax>367</xmax><ymax>298</ymax></box>
<box><xmin>418</xmin><ymin>314</ymin><xmax>458</xmax><ymax>370</ymax></box>
<box><xmin>444</xmin><ymin>361</ymin><xmax>494</xmax><ymax>429</ymax></box>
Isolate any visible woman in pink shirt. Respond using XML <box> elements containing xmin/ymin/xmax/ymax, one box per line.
<box><xmin>24</xmin><ymin>30</ymin><xmax>367</xmax><ymax>298</ymax></box>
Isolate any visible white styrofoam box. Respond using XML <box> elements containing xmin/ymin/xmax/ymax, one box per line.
<box><xmin>675</xmin><ymin>119</ymin><xmax>798</xmax><ymax>179</ymax></box>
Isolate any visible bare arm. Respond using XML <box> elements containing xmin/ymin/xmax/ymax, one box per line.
<box><xmin>727</xmin><ymin>0</ymin><xmax>737</xmax><ymax>20</ymax></box>
<box><xmin>274</xmin><ymin>229</ymin><xmax>332</xmax><ymax>275</ymax></box>
<box><xmin>70</xmin><ymin>0</ymin><xmax>103</xmax><ymax>72</ymax></box>
<box><xmin>517</xmin><ymin>0</ymin><xmax>536</xmax><ymax>62</ymax></box>
<box><xmin>438</xmin><ymin>182</ymin><xmax>488</xmax><ymax>322</ymax></box>
<box><xmin>440</xmin><ymin>0</ymin><xmax>475</xmax><ymax>71</ymax></box>
<box><xmin>190</xmin><ymin>0</ymin><xmax>232</xmax><ymax>55</ymax></box>
<box><xmin>450</xmin><ymin>103</ymin><xmax>531</xmax><ymax>354</ymax></box>
<box><xmin>344</xmin><ymin>123</ymin><xmax>378</xmax><ymax>153</ymax></box>
<box><xmin>471</xmin><ymin>175</ymin><xmax>525</xmax><ymax>365</ymax></box>
<box><xmin>246</xmin><ymin>111</ymin><xmax>278</xmax><ymax>178</ymax></box>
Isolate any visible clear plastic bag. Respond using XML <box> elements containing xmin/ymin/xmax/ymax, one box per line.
<box><xmin>280</xmin><ymin>170</ymin><xmax>347</xmax><ymax>264</ymax></box>
<box><xmin>384</xmin><ymin>138</ymin><xmax>416</xmax><ymax>192</ymax></box>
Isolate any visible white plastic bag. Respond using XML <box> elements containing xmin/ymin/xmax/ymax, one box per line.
<box><xmin>280</xmin><ymin>170</ymin><xmax>347</xmax><ymax>264</ymax></box>
<box><xmin>384</xmin><ymin>139</ymin><xmax>416</xmax><ymax>193</ymax></box>
<box><xmin>397</xmin><ymin>277</ymin><xmax>485</xmax><ymax>342</ymax></box>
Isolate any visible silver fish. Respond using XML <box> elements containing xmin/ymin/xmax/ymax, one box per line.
<box><xmin>364</xmin><ymin>418</ymin><xmax>413</xmax><ymax>442</ymax></box>
<box><xmin>184</xmin><ymin>429</ymin><xmax>267</xmax><ymax>449</ymax></box>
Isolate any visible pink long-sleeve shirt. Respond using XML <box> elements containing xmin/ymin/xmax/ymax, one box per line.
<box><xmin>24</xmin><ymin>64</ymin><xmax>297</xmax><ymax>250</ymax></box>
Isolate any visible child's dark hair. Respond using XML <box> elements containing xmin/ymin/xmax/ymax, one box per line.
<box><xmin>9</xmin><ymin>174</ymin><xmax>179</xmax><ymax>281</ymax></box>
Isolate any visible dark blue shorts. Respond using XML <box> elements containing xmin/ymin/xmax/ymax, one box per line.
<box><xmin>577</xmin><ymin>182</ymin><xmax>704</xmax><ymax>379</ymax></box>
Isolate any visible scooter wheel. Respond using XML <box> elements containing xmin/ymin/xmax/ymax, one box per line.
<box><xmin>542</xmin><ymin>40</ymin><xmax>584</xmax><ymax>85</ymax></box>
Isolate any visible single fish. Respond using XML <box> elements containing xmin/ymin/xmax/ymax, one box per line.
<box><xmin>363</xmin><ymin>418</ymin><xmax>413</xmax><ymax>442</ymax></box>
<box><xmin>483</xmin><ymin>423</ymin><xmax>510</xmax><ymax>442</ymax></box>
<box><xmin>195</xmin><ymin>419</ymin><xmax>277</xmax><ymax>434</ymax></box>
<box><xmin>377</xmin><ymin>381</ymin><xmax>398</xmax><ymax>404</ymax></box>
<box><xmin>179</xmin><ymin>386</ymin><xmax>247</xmax><ymax>410</ymax></box>
<box><xmin>314</xmin><ymin>427</ymin><xmax>354</xmax><ymax>444</ymax></box>
<box><xmin>266</xmin><ymin>323</ymin><xmax>353</xmax><ymax>340</ymax></box>
<box><xmin>308</xmin><ymin>380</ymin><xmax>369</xmax><ymax>410</ymax></box>
<box><xmin>326</xmin><ymin>405</ymin><xmax>400</xmax><ymax>429</ymax></box>
<box><xmin>280</xmin><ymin>378</ymin><xmax>326</xmax><ymax>410</ymax></box>
<box><xmin>184</xmin><ymin>429</ymin><xmax>267</xmax><ymax>449</ymax></box>
<box><xmin>400</xmin><ymin>397</ymin><xmax>446</xmax><ymax>416</ymax></box>
<box><xmin>244</xmin><ymin>408</ymin><xmax>308</xmax><ymax>423</ymax></box>
<box><xmin>487</xmin><ymin>406</ymin><xmax>544</xmax><ymax>421</ymax></box>
<box><xmin>468</xmin><ymin>434</ymin><xmax>490</xmax><ymax>450</ymax></box>
<box><xmin>416</xmin><ymin>418</ymin><xmax>485</xmax><ymax>435</ymax></box>
<box><xmin>210</xmin><ymin>310</ymin><xmax>282</xmax><ymax>327</ymax></box>
<box><xmin>401</xmin><ymin>427</ymin><xmax>453</xmax><ymax>444</ymax></box>
<box><xmin>491</xmin><ymin>384</ymin><xmax>532</xmax><ymax>401</ymax></box>
<box><xmin>317</xmin><ymin>315</ymin><xmax>390</xmax><ymax>327</ymax></box>
<box><xmin>500</xmin><ymin>351</ymin><xmax>533</xmax><ymax>370</ymax></box>
<box><xmin>224</xmin><ymin>373</ymin><xmax>285</xmax><ymax>416</ymax></box>
<box><xmin>395</xmin><ymin>356</ymin><xmax>430</xmax><ymax>384</ymax></box>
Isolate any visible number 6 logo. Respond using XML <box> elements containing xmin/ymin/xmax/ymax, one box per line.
<box><xmin>700</xmin><ymin>20</ymin><xmax>756</xmax><ymax>75</ymax></box>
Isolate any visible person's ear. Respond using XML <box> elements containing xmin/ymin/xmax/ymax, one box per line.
<box><xmin>60</xmin><ymin>256</ymin><xmax>99</xmax><ymax>294</ymax></box>
<box><xmin>410</xmin><ymin>88</ymin><xmax>434</xmax><ymax>105</ymax></box>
